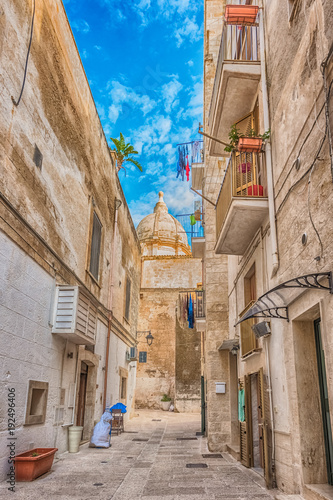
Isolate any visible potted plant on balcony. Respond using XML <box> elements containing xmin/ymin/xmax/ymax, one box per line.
<box><xmin>224</xmin><ymin>126</ymin><xmax>270</xmax><ymax>154</ymax></box>
<box><xmin>161</xmin><ymin>394</ymin><xmax>172</xmax><ymax>411</ymax></box>
<box><xmin>14</xmin><ymin>447</ymin><xmax>58</xmax><ymax>481</ymax></box>
<box><xmin>225</xmin><ymin>4</ymin><xmax>259</xmax><ymax>25</ymax></box>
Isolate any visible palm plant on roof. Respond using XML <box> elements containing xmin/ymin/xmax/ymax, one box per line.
<box><xmin>109</xmin><ymin>133</ymin><xmax>143</xmax><ymax>174</ymax></box>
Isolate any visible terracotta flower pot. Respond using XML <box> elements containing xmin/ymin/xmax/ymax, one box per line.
<box><xmin>225</xmin><ymin>5</ymin><xmax>259</xmax><ymax>25</ymax></box>
<box><xmin>14</xmin><ymin>448</ymin><xmax>58</xmax><ymax>481</ymax></box>
<box><xmin>247</xmin><ymin>184</ymin><xmax>264</xmax><ymax>197</ymax></box>
<box><xmin>238</xmin><ymin>137</ymin><xmax>263</xmax><ymax>153</ymax></box>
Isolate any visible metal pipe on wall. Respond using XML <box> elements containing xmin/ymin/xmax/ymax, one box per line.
<box><xmin>259</xmin><ymin>2</ymin><xmax>279</xmax><ymax>278</ymax></box>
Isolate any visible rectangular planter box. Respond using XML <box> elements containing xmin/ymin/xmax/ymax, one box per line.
<box><xmin>225</xmin><ymin>5</ymin><xmax>259</xmax><ymax>25</ymax></box>
<box><xmin>238</xmin><ymin>137</ymin><xmax>263</xmax><ymax>153</ymax></box>
<box><xmin>14</xmin><ymin>448</ymin><xmax>58</xmax><ymax>481</ymax></box>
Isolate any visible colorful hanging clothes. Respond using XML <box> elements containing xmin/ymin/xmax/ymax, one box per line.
<box><xmin>238</xmin><ymin>389</ymin><xmax>245</xmax><ymax>422</ymax></box>
<box><xmin>188</xmin><ymin>294</ymin><xmax>194</xmax><ymax>329</ymax></box>
<box><xmin>185</xmin><ymin>145</ymin><xmax>190</xmax><ymax>182</ymax></box>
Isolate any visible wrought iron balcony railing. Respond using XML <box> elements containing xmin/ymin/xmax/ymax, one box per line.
<box><xmin>216</xmin><ymin>150</ymin><xmax>267</xmax><ymax>242</ymax></box>
<box><xmin>195</xmin><ymin>290</ymin><xmax>205</xmax><ymax>319</ymax></box>
<box><xmin>210</xmin><ymin>18</ymin><xmax>260</xmax><ymax>131</ymax></box>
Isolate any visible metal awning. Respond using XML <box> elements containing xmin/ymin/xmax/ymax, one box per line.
<box><xmin>218</xmin><ymin>339</ymin><xmax>239</xmax><ymax>351</ymax></box>
<box><xmin>236</xmin><ymin>272</ymin><xmax>332</xmax><ymax>325</ymax></box>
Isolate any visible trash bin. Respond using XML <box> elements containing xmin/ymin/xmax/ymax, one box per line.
<box><xmin>68</xmin><ymin>426</ymin><xmax>83</xmax><ymax>453</ymax></box>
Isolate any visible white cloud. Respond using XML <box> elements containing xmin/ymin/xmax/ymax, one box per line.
<box><xmin>131</xmin><ymin>114</ymin><xmax>172</xmax><ymax>155</ymax></box>
<box><xmin>187</xmin><ymin>60</ymin><xmax>194</xmax><ymax>67</ymax></box>
<box><xmin>71</xmin><ymin>19</ymin><xmax>90</xmax><ymax>34</ymax></box>
<box><xmin>161</xmin><ymin>78</ymin><xmax>183</xmax><ymax>113</ymax></box>
<box><xmin>187</xmin><ymin>81</ymin><xmax>203</xmax><ymax>118</ymax></box>
<box><xmin>94</xmin><ymin>45</ymin><xmax>102</xmax><ymax>50</ymax></box>
<box><xmin>96</xmin><ymin>102</ymin><xmax>106</xmax><ymax>120</ymax></box>
<box><xmin>174</xmin><ymin>17</ymin><xmax>202</xmax><ymax>47</ymax></box>
<box><xmin>107</xmin><ymin>81</ymin><xmax>157</xmax><ymax>124</ymax></box>
<box><xmin>82</xmin><ymin>49</ymin><xmax>88</xmax><ymax>59</ymax></box>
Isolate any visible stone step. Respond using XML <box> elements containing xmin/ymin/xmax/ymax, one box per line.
<box><xmin>303</xmin><ymin>484</ymin><xmax>333</xmax><ymax>500</ymax></box>
<box><xmin>274</xmin><ymin>495</ymin><xmax>304</xmax><ymax>500</ymax></box>
<box><xmin>226</xmin><ymin>442</ymin><xmax>240</xmax><ymax>461</ymax></box>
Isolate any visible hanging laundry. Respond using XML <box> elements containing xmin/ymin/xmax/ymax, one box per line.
<box><xmin>192</xmin><ymin>141</ymin><xmax>201</xmax><ymax>163</ymax></box>
<box><xmin>189</xmin><ymin>214</ymin><xmax>196</xmax><ymax>226</ymax></box>
<box><xmin>188</xmin><ymin>294</ymin><xmax>194</xmax><ymax>329</ymax></box>
<box><xmin>185</xmin><ymin>145</ymin><xmax>190</xmax><ymax>182</ymax></box>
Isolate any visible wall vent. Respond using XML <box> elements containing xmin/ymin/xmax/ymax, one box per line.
<box><xmin>33</xmin><ymin>144</ymin><xmax>43</xmax><ymax>170</ymax></box>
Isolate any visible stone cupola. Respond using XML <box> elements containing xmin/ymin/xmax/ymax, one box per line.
<box><xmin>136</xmin><ymin>192</ymin><xmax>191</xmax><ymax>256</ymax></box>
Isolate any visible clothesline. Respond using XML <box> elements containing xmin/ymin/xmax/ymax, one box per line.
<box><xmin>176</xmin><ymin>140</ymin><xmax>203</xmax><ymax>146</ymax></box>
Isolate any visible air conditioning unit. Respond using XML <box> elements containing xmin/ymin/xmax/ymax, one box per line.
<box><xmin>126</xmin><ymin>350</ymin><xmax>131</xmax><ymax>362</ymax></box>
<box><xmin>52</xmin><ymin>286</ymin><xmax>97</xmax><ymax>346</ymax></box>
<box><xmin>130</xmin><ymin>347</ymin><xmax>138</xmax><ymax>360</ymax></box>
<box><xmin>251</xmin><ymin>321</ymin><xmax>271</xmax><ymax>339</ymax></box>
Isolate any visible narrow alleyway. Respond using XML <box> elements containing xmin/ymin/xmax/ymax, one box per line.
<box><xmin>1</xmin><ymin>411</ymin><xmax>279</xmax><ymax>499</ymax></box>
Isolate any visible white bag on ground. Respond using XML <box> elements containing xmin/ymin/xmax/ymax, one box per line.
<box><xmin>90</xmin><ymin>410</ymin><xmax>112</xmax><ymax>448</ymax></box>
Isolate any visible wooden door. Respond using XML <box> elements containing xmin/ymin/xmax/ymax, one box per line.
<box><xmin>240</xmin><ymin>375</ymin><xmax>253</xmax><ymax>467</ymax></box>
<box><xmin>77</xmin><ymin>367</ymin><xmax>87</xmax><ymax>428</ymax></box>
<box><xmin>258</xmin><ymin>368</ymin><xmax>272</xmax><ymax>488</ymax></box>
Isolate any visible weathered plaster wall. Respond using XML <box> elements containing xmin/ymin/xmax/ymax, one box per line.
<box><xmin>136</xmin><ymin>257</ymin><xmax>202</xmax><ymax>412</ymax></box>
<box><xmin>203</xmin><ymin>0</ymin><xmax>231</xmax><ymax>451</ymax></box>
<box><xmin>0</xmin><ymin>0</ymin><xmax>141</xmax><ymax>480</ymax></box>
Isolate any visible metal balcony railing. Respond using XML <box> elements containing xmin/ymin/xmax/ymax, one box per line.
<box><xmin>175</xmin><ymin>213</ymin><xmax>204</xmax><ymax>248</ymax></box>
<box><xmin>195</xmin><ymin>290</ymin><xmax>205</xmax><ymax>319</ymax></box>
<box><xmin>209</xmin><ymin>14</ymin><xmax>260</xmax><ymax>129</ymax></box>
<box><xmin>216</xmin><ymin>150</ymin><xmax>267</xmax><ymax>240</ymax></box>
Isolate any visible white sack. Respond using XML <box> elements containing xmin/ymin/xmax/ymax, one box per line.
<box><xmin>90</xmin><ymin>411</ymin><xmax>112</xmax><ymax>448</ymax></box>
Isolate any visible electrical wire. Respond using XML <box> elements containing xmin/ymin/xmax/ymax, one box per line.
<box><xmin>321</xmin><ymin>42</ymin><xmax>333</xmax><ymax>181</ymax></box>
<box><xmin>11</xmin><ymin>0</ymin><xmax>36</xmax><ymax>107</ymax></box>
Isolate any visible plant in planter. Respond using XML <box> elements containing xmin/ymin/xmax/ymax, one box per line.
<box><xmin>161</xmin><ymin>394</ymin><xmax>172</xmax><ymax>411</ymax></box>
<box><xmin>224</xmin><ymin>126</ymin><xmax>270</xmax><ymax>154</ymax></box>
<box><xmin>14</xmin><ymin>448</ymin><xmax>58</xmax><ymax>481</ymax></box>
<box><xmin>225</xmin><ymin>4</ymin><xmax>259</xmax><ymax>26</ymax></box>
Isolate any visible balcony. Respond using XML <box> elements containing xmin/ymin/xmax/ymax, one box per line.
<box><xmin>208</xmin><ymin>20</ymin><xmax>261</xmax><ymax>157</ymax></box>
<box><xmin>176</xmin><ymin>212</ymin><xmax>205</xmax><ymax>258</ymax></box>
<box><xmin>191</xmin><ymin>161</ymin><xmax>204</xmax><ymax>190</ymax></box>
<box><xmin>195</xmin><ymin>290</ymin><xmax>206</xmax><ymax>332</ymax></box>
<box><xmin>215</xmin><ymin>150</ymin><xmax>268</xmax><ymax>255</ymax></box>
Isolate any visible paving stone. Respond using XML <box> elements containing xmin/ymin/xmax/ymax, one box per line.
<box><xmin>0</xmin><ymin>410</ymin><xmax>282</xmax><ymax>499</ymax></box>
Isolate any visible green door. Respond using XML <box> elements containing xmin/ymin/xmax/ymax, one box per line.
<box><xmin>314</xmin><ymin>319</ymin><xmax>333</xmax><ymax>485</ymax></box>
<box><xmin>201</xmin><ymin>376</ymin><xmax>206</xmax><ymax>434</ymax></box>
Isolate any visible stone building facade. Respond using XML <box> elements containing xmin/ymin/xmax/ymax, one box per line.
<box><xmin>135</xmin><ymin>192</ymin><xmax>202</xmax><ymax>413</ymax></box>
<box><xmin>0</xmin><ymin>0</ymin><xmax>141</xmax><ymax>480</ymax></box>
<box><xmin>201</xmin><ymin>0</ymin><xmax>333</xmax><ymax>497</ymax></box>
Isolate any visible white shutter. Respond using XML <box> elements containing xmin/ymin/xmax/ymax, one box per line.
<box><xmin>51</xmin><ymin>286</ymin><xmax>96</xmax><ymax>345</ymax></box>
<box><xmin>52</xmin><ymin>286</ymin><xmax>78</xmax><ymax>333</ymax></box>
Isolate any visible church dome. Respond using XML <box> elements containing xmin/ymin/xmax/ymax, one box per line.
<box><xmin>137</xmin><ymin>192</ymin><xmax>191</xmax><ymax>256</ymax></box>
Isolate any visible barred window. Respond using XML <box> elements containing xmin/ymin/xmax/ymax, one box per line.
<box><xmin>89</xmin><ymin>212</ymin><xmax>102</xmax><ymax>280</ymax></box>
<box><xmin>139</xmin><ymin>351</ymin><xmax>147</xmax><ymax>363</ymax></box>
<box><xmin>124</xmin><ymin>277</ymin><xmax>131</xmax><ymax>321</ymax></box>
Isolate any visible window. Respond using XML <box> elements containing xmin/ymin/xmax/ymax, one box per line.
<box><xmin>119</xmin><ymin>367</ymin><xmax>128</xmax><ymax>404</ymax></box>
<box><xmin>241</xmin><ymin>265</ymin><xmax>258</xmax><ymax>358</ymax></box>
<box><xmin>139</xmin><ymin>351</ymin><xmax>147</xmax><ymax>363</ymax></box>
<box><xmin>124</xmin><ymin>277</ymin><xmax>131</xmax><ymax>322</ymax></box>
<box><xmin>89</xmin><ymin>212</ymin><xmax>102</xmax><ymax>280</ymax></box>
<box><xmin>121</xmin><ymin>377</ymin><xmax>127</xmax><ymax>400</ymax></box>
<box><xmin>25</xmin><ymin>381</ymin><xmax>49</xmax><ymax>425</ymax></box>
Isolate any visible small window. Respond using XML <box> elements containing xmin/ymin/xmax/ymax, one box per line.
<box><xmin>121</xmin><ymin>377</ymin><xmax>127</xmax><ymax>400</ymax></box>
<box><xmin>124</xmin><ymin>277</ymin><xmax>131</xmax><ymax>321</ymax></box>
<box><xmin>25</xmin><ymin>381</ymin><xmax>49</xmax><ymax>425</ymax></box>
<box><xmin>89</xmin><ymin>212</ymin><xmax>102</xmax><ymax>280</ymax></box>
<box><xmin>139</xmin><ymin>351</ymin><xmax>147</xmax><ymax>363</ymax></box>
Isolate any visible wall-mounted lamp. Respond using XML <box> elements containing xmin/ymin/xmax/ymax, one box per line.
<box><xmin>230</xmin><ymin>345</ymin><xmax>239</xmax><ymax>356</ymax></box>
<box><xmin>67</xmin><ymin>352</ymin><xmax>74</xmax><ymax>359</ymax></box>
<box><xmin>137</xmin><ymin>330</ymin><xmax>154</xmax><ymax>346</ymax></box>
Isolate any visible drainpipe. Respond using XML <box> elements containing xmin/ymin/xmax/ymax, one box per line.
<box><xmin>265</xmin><ymin>337</ymin><xmax>276</xmax><ymax>488</ymax></box>
<box><xmin>259</xmin><ymin>1</ymin><xmax>279</xmax><ymax>278</ymax></box>
<box><xmin>103</xmin><ymin>198</ymin><xmax>122</xmax><ymax>410</ymax></box>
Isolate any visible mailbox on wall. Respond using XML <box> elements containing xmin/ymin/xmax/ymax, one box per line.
<box><xmin>215</xmin><ymin>382</ymin><xmax>226</xmax><ymax>394</ymax></box>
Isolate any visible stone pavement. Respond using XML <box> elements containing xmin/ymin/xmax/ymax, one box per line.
<box><xmin>1</xmin><ymin>410</ymin><xmax>280</xmax><ymax>499</ymax></box>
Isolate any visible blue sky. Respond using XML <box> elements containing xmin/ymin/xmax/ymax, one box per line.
<box><xmin>63</xmin><ymin>0</ymin><xmax>203</xmax><ymax>225</ymax></box>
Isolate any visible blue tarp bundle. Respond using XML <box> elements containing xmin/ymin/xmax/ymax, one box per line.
<box><xmin>109</xmin><ymin>402</ymin><xmax>127</xmax><ymax>413</ymax></box>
